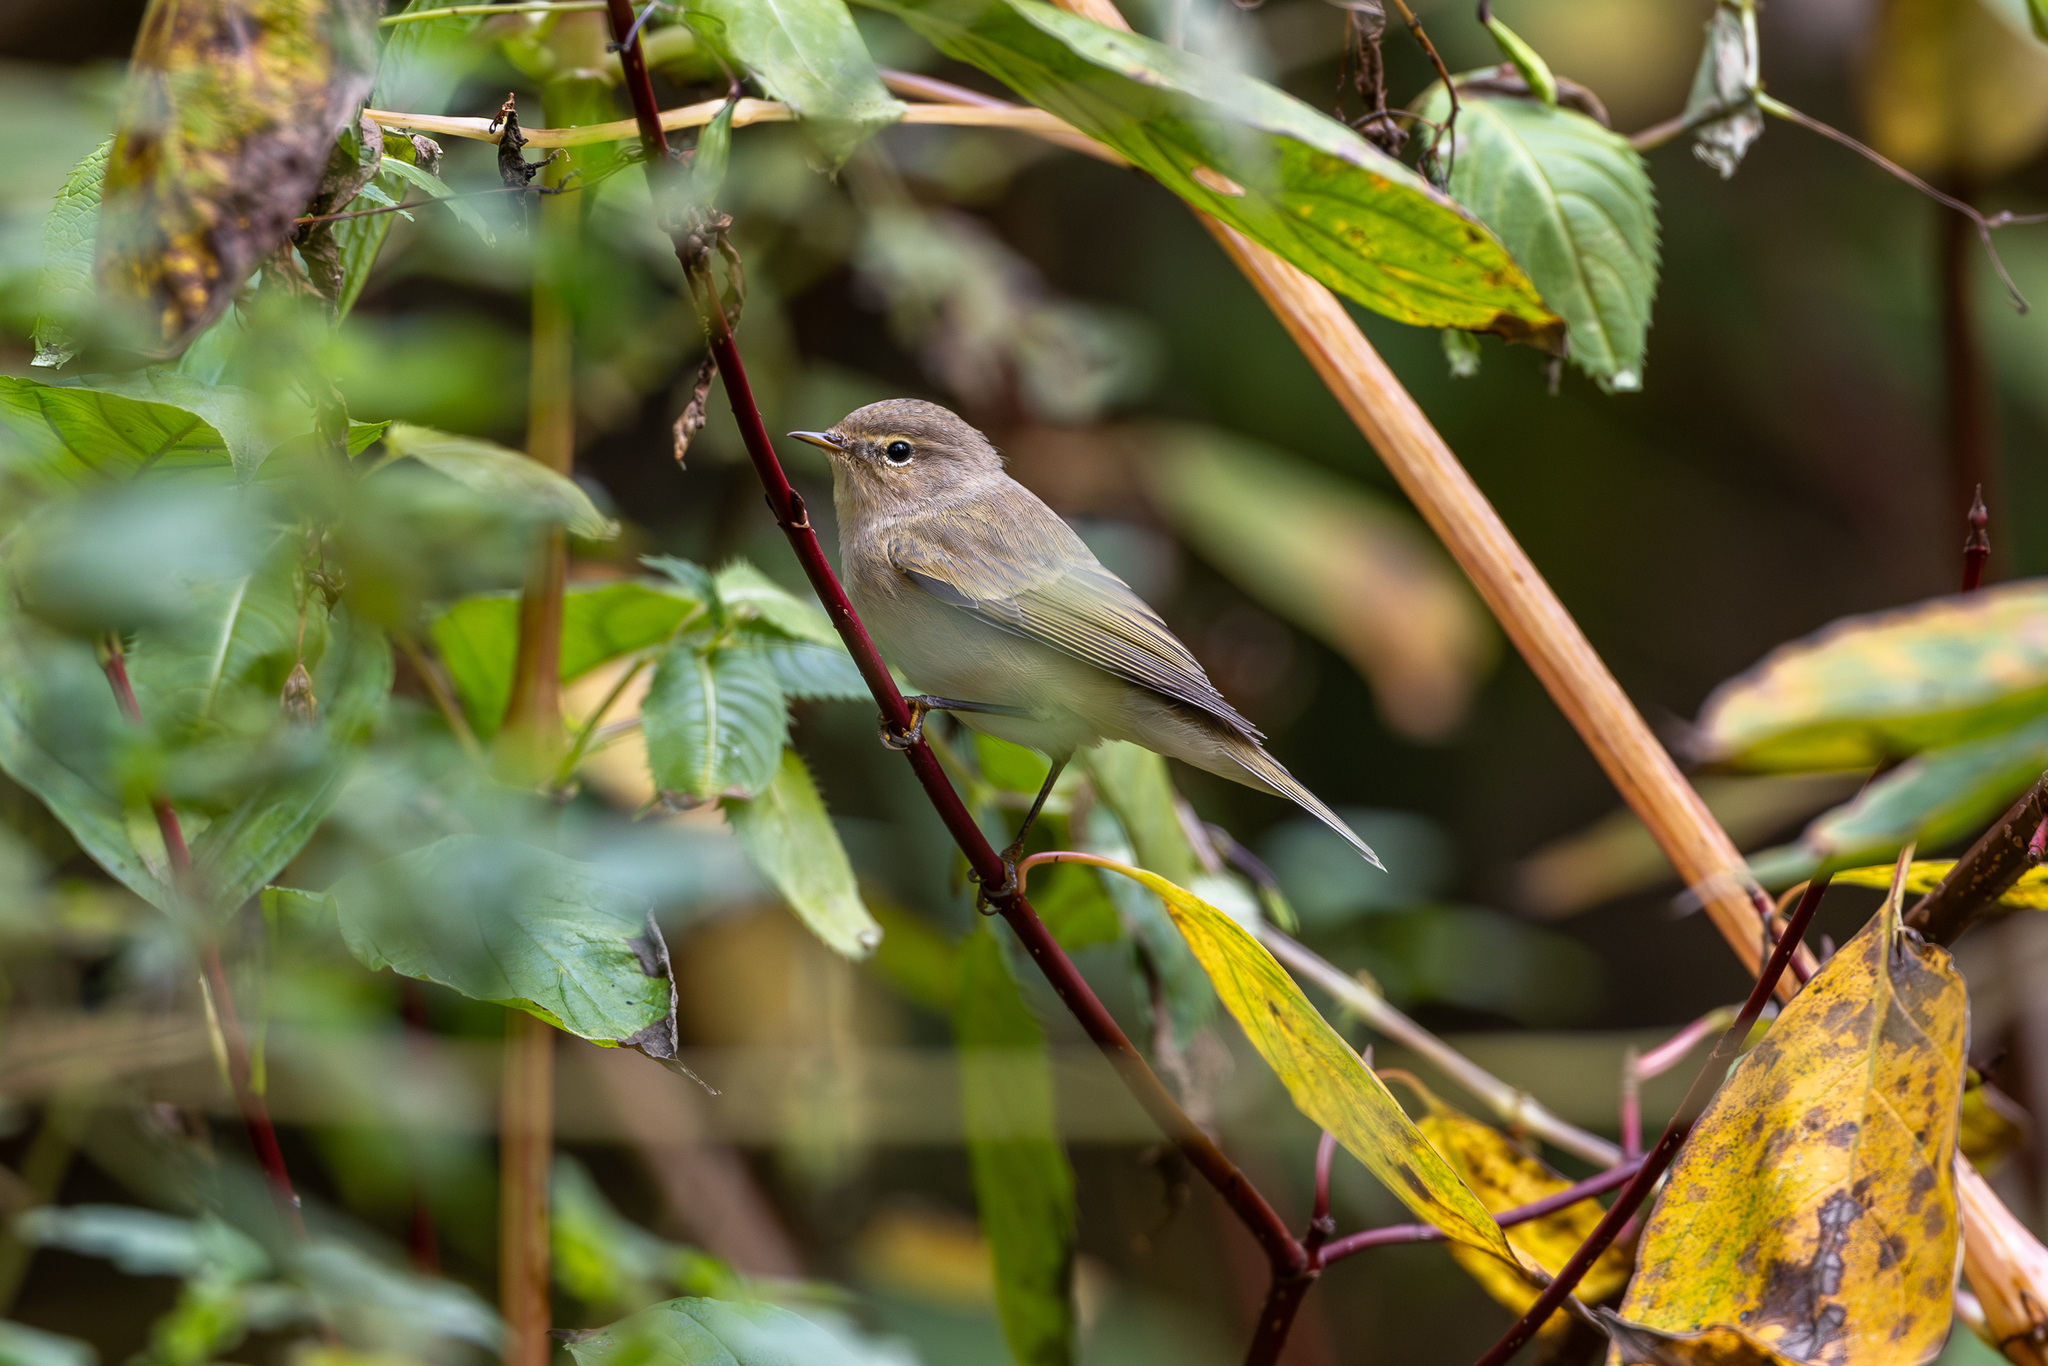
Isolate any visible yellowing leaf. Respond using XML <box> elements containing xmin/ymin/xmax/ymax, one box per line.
<box><xmin>1693</xmin><ymin>580</ymin><xmax>2048</xmax><ymax>772</ymax></box>
<box><xmin>99</xmin><ymin>0</ymin><xmax>385</xmax><ymax>354</ymax></box>
<box><xmin>1029</xmin><ymin>854</ymin><xmax>1515</xmax><ymax>1263</ymax></box>
<box><xmin>1613</xmin><ymin>881</ymin><xmax>1968</xmax><ymax>1364</ymax></box>
<box><xmin>1859</xmin><ymin>0</ymin><xmax>2048</xmax><ymax>179</ymax></box>
<box><xmin>1833</xmin><ymin>859</ymin><xmax>2048</xmax><ymax>911</ymax></box>
<box><xmin>1395</xmin><ymin>1075</ymin><xmax>1632</xmax><ymax>1329</ymax></box>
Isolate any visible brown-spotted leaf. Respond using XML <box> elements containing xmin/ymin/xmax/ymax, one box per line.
<box><xmin>1399</xmin><ymin>1077</ymin><xmax>1633</xmax><ymax>1331</ymax></box>
<box><xmin>1612</xmin><ymin>889</ymin><xmax>1968</xmax><ymax>1364</ymax></box>
<box><xmin>98</xmin><ymin>0</ymin><xmax>383</xmax><ymax>355</ymax></box>
<box><xmin>1599</xmin><ymin>1315</ymin><xmax>1806</xmax><ymax>1366</ymax></box>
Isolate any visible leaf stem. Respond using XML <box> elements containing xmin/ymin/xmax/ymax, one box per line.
<box><xmin>499</xmin><ymin>1010</ymin><xmax>554</xmax><ymax>1366</ymax></box>
<box><xmin>98</xmin><ymin>638</ymin><xmax>309</xmax><ymax>1238</ymax></box>
<box><xmin>1469</xmin><ymin>873</ymin><xmax>1833</xmax><ymax>1365</ymax></box>
<box><xmin>601</xmin><ymin>0</ymin><xmax>1308</xmax><ymax>1294</ymax></box>
<box><xmin>397</xmin><ymin>633</ymin><xmax>484</xmax><ymax>760</ymax></box>
<box><xmin>379</xmin><ymin>0</ymin><xmax>612</xmax><ymax>22</ymax></box>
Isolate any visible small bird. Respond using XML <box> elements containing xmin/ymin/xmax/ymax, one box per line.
<box><xmin>790</xmin><ymin>399</ymin><xmax>1382</xmax><ymax>883</ymax></box>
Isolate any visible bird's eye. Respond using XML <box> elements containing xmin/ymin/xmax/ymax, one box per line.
<box><xmin>884</xmin><ymin>440</ymin><xmax>914</xmax><ymax>465</ymax></box>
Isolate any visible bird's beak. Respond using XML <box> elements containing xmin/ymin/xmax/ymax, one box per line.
<box><xmin>788</xmin><ymin>430</ymin><xmax>844</xmax><ymax>454</ymax></box>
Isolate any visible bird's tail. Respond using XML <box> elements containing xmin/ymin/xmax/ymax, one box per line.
<box><xmin>1214</xmin><ymin>733</ymin><xmax>1384</xmax><ymax>871</ymax></box>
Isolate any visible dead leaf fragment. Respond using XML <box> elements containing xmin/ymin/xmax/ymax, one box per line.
<box><xmin>1614</xmin><ymin>893</ymin><xmax>1969</xmax><ymax>1364</ymax></box>
<box><xmin>98</xmin><ymin>0</ymin><xmax>383</xmax><ymax>355</ymax></box>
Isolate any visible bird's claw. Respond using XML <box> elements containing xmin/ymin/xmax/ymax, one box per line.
<box><xmin>974</xmin><ymin>841</ymin><xmax>1026</xmax><ymax>913</ymax></box>
<box><xmin>879</xmin><ymin>699</ymin><xmax>930</xmax><ymax>752</ymax></box>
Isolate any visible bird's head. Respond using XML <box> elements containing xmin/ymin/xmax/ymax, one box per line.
<box><xmin>789</xmin><ymin>399</ymin><xmax>1003</xmax><ymax>516</ymax></box>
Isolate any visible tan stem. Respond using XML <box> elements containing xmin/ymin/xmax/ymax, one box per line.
<box><xmin>1959</xmin><ymin>1159</ymin><xmax>2048</xmax><ymax>1365</ymax></box>
<box><xmin>499</xmin><ymin>1011</ymin><xmax>555</xmax><ymax>1366</ymax></box>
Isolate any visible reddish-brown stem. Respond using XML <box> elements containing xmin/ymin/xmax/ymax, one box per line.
<box><xmin>600</xmin><ymin>2</ymin><xmax>1307</xmax><ymax>1297</ymax></box>
<box><xmin>1309</xmin><ymin>1131</ymin><xmax>1338</xmax><ymax>1240</ymax></box>
<box><xmin>1963</xmin><ymin>486</ymin><xmax>1989</xmax><ymax>593</ymax></box>
<box><xmin>1618</xmin><ymin>1047</ymin><xmax>1642</xmax><ymax>1160</ymax></box>
<box><xmin>1319</xmin><ymin>1155</ymin><xmax>1647</xmax><ymax>1263</ymax></box>
<box><xmin>1470</xmin><ymin>874</ymin><xmax>1832</xmax><ymax>1366</ymax></box>
<box><xmin>99</xmin><ymin>643</ymin><xmax>307</xmax><ymax>1239</ymax></box>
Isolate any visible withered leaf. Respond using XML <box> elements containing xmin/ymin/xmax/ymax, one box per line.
<box><xmin>97</xmin><ymin>0</ymin><xmax>383</xmax><ymax>355</ymax></box>
<box><xmin>1611</xmin><ymin>886</ymin><xmax>1968</xmax><ymax>1365</ymax></box>
<box><xmin>1400</xmin><ymin>1076</ymin><xmax>1634</xmax><ymax>1331</ymax></box>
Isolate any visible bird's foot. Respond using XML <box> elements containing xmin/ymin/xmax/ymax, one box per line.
<box><xmin>879</xmin><ymin>697</ymin><xmax>934</xmax><ymax>752</ymax></box>
<box><xmin>974</xmin><ymin>838</ymin><xmax>1028</xmax><ymax>913</ymax></box>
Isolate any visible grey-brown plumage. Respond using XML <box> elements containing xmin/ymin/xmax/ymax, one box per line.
<box><xmin>790</xmin><ymin>399</ymin><xmax>1381</xmax><ymax>870</ymax></box>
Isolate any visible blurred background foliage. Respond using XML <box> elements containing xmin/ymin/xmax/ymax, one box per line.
<box><xmin>0</xmin><ymin>0</ymin><xmax>2044</xmax><ymax>1363</ymax></box>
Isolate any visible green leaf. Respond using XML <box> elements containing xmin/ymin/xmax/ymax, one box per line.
<box><xmin>1039</xmin><ymin>854</ymin><xmax>1520</xmax><ymax>1263</ymax></box>
<box><xmin>721</xmin><ymin>748</ymin><xmax>883</xmax><ymax>958</ymax></box>
<box><xmin>955</xmin><ymin>930</ymin><xmax>1076</xmax><ymax>1366</ymax></box>
<box><xmin>0</xmin><ymin>374</ymin><xmax>276</xmax><ymax>488</ymax></box>
<box><xmin>380</xmin><ymin>155</ymin><xmax>497</xmax><ymax>245</ymax></box>
<box><xmin>1483</xmin><ymin>17</ymin><xmax>1557</xmax><ymax>107</ymax></box>
<box><xmin>1695</xmin><ymin>580</ymin><xmax>2048</xmax><ymax>771</ymax></box>
<box><xmin>1025</xmin><ymin>860</ymin><xmax>1122</xmax><ymax>952</ymax></box>
<box><xmin>297</xmin><ymin>1240</ymin><xmax>503</xmax><ymax>1353</ymax></box>
<box><xmin>1683</xmin><ymin>0</ymin><xmax>1763</xmax><ymax>177</ymax></box>
<box><xmin>13</xmin><ymin>1207</ymin><xmax>269</xmax><ymax>1284</ymax></box>
<box><xmin>378</xmin><ymin>424</ymin><xmax>619</xmax><ymax>541</ymax></box>
<box><xmin>680</xmin><ymin>0</ymin><xmax>903</xmax><ymax>169</ymax></box>
<box><xmin>31</xmin><ymin>139</ymin><xmax>111</xmax><ymax>370</ymax></box>
<box><xmin>1083</xmin><ymin>741</ymin><xmax>1200</xmax><ymax>886</ymax></box>
<box><xmin>854</xmin><ymin>0</ymin><xmax>1561</xmax><ymax>343</ymax></box>
<box><xmin>712</xmin><ymin>561</ymin><xmax>838</xmax><ymax>643</ymax></box>
<box><xmin>644</xmin><ymin>638</ymin><xmax>787</xmax><ymax>801</ymax></box>
<box><xmin>1078</xmin><ymin>796</ymin><xmax>1212</xmax><ymax>1044</ymax></box>
<box><xmin>553</xmin><ymin>1156</ymin><xmax>741</xmax><ymax>1315</ymax></box>
<box><xmin>681</xmin><ymin>98</ymin><xmax>736</xmax><ymax>215</ymax></box>
<box><xmin>0</xmin><ymin>556</ymin><xmax>391</xmax><ymax>916</ymax></box>
<box><xmin>1412</xmin><ymin>84</ymin><xmax>1659</xmax><ymax>388</ymax></box>
<box><xmin>1746</xmin><ymin>713</ymin><xmax>2048</xmax><ymax>886</ymax></box>
<box><xmin>566</xmin><ymin>1298</ymin><xmax>906</xmax><ymax>1366</ymax></box>
<box><xmin>318</xmin><ymin>833</ymin><xmax>681</xmax><ymax>1056</ymax></box>
<box><xmin>432</xmin><ymin>581</ymin><xmax>702</xmax><ymax>737</ymax></box>
<box><xmin>753</xmin><ymin>639</ymin><xmax>869</xmax><ymax>701</ymax></box>
<box><xmin>0</xmin><ymin>1320</ymin><xmax>97</xmax><ymax>1366</ymax></box>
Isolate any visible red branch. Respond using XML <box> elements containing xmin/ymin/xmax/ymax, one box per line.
<box><xmin>597</xmin><ymin>6</ymin><xmax>1310</xmax><ymax>1350</ymax></box>
<box><xmin>99</xmin><ymin>644</ymin><xmax>307</xmax><ymax>1240</ymax></box>
<box><xmin>1470</xmin><ymin>874</ymin><xmax>1832</xmax><ymax>1365</ymax></box>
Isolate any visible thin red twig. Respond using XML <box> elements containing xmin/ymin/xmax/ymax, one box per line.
<box><xmin>99</xmin><ymin>643</ymin><xmax>307</xmax><ymax>1240</ymax></box>
<box><xmin>1318</xmin><ymin>1154</ymin><xmax>1647</xmax><ymax>1263</ymax></box>
<box><xmin>1963</xmin><ymin>486</ymin><xmax>1989</xmax><ymax>593</ymax></box>
<box><xmin>599</xmin><ymin>1</ymin><xmax>1310</xmax><ymax>1326</ymax></box>
<box><xmin>1470</xmin><ymin>874</ymin><xmax>1831</xmax><ymax>1365</ymax></box>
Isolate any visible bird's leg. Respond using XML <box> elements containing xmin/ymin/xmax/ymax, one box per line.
<box><xmin>980</xmin><ymin>754</ymin><xmax>1069</xmax><ymax>907</ymax></box>
<box><xmin>878</xmin><ymin>695</ymin><xmax>1029</xmax><ymax>752</ymax></box>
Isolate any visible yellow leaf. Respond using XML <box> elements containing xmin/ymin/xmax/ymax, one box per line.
<box><xmin>1859</xmin><ymin>0</ymin><xmax>2048</xmax><ymax>179</ymax></box>
<box><xmin>1612</xmin><ymin>880</ymin><xmax>1968</xmax><ymax>1364</ymax></box>
<box><xmin>1394</xmin><ymin>1074</ymin><xmax>1634</xmax><ymax>1333</ymax></box>
<box><xmin>1833</xmin><ymin>859</ymin><xmax>2048</xmax><ymax>911</ymax></box>
<box><xmin>1693</xmin><ymin>581</ymin><xmax>2048</xmax><ymax>772</ymax></box>
<box><xmin>1029</xmin><ymin>854</ymin><xmax>1518</xmax><ymax>1264</ymax></box>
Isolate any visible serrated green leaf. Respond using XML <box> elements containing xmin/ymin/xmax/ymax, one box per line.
<box><xmin>753</xmin><ymin>639</ymin><xmax>868</xmax><ymax>701</ymax></box>
<box><xmin>722</xmin><ymin>749</ymin><xmax>882</xmax><ymax>958</ymax></box>
<box><xmin>378</xmin><ymin>423</ymin><xmax>619</xmax><ymax>541</ymax></box>
<box><xmin>713</xmin><ymin>561</ymin><xmax>838</xmax><ymax>643</ymax></box>
<box><xmin>566</xmin><ymin>1297</ymin><xmax>904</xmax><ymax>1366</ymax></box>
<box><xmin>1695</xmin><ymin>580</ymin><xmax>2048</xmax><ymax>771</ymax></box>
<box><xmin>1412</xmin><ymin>85</ymin><xmax>1659</xmax><ymax>387</ymax></box>
<box><xmin>431</xmin><ymin>581</ymin><xmax>703</xmax><ymax>737</ymax></box>
<box><xmin>1038</xmin><ymin>853</ymin><xmax>1519</xmax><ymax>1263</ymax></box>
<box><xmin>644</xmin><ymin>639</ymin><xmax>787</xmax><ymax>801</ymax></box>
<box><xmin>681</xmin><ymin>0</ymin><xmax>902</xmax><ymax>169</ymax></box>
<box><xmin>956</xmin><ymin>930</ymin><xmax>1075</xmax><ymax>1366</ymax></box>
<box><xmin>855</xmin><ymin>0</ymin><xmax>1561</xmax><ymax>342</ymax></box>
<box><xmin>319</xmin><ymin>833</ymin><xmax>680</xmax><ymax>1054</ymax></box>
<box><xmin>31</xmin><ymin>139</ymin><xmax>111</xmax><ymax>370</ymax></box>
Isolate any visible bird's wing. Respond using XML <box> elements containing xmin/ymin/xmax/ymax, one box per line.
<box><xmin>888</xmin><ymin>522</ymin><xmax>1261</xmax><ymax>741</ymax></box>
